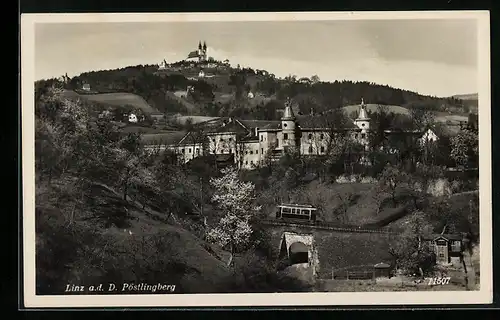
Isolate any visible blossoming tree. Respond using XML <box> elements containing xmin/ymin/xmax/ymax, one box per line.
<box><xmin>206</xmin><ymin>166</ymin><xmax>261</xmax><ymax>267</ymax></box>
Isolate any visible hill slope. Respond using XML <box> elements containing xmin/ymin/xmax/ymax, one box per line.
<box><xmin>36</xmin><ymin>177</ymin><xmax>232</xmax><ymax>294</ymax></box>
<box><xmin>58</xmin><ymin>63</ymin><xmax>472</xmax><ymax>120</ymax></box>
<box><xmin>63</xmin><ymin>90</ymin><xmax>159</xmax><ymax>114</ymax></box>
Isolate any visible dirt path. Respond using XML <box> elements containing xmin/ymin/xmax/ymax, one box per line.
<box><xmin>462</xmin><ymin>250</ymin><xmax>478</xmax><ymax>290</ymax></box>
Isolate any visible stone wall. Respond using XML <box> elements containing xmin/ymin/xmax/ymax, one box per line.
<box><xmin>265</xmin><ymin>223</ymin><xmax>399</xmax><ymax>279</ymax></box>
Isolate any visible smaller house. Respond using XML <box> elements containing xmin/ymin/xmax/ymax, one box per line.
<box><xmin>247</xmin><ymin>91</ymin><xmax>254</xmax><ymax>99</ymax></box>
<box><xmin>419</xmin><ymin>128</ymin><xmax>439</xmax><ymax>146</ymax></box>
<box><xmin>423</xmin><ymin>234</ymin><xmax>464</xmax><ymax>266</ymax></box>
<box><xmin>128</xmin><ymin>113</ymin><xmax>138</xmax><ymax>123</ymax></box>
<box><xmin>198</xmin><ymin>70</ymin><xmax>205</xmax><ymax>78</ymax></box>
<box><xmin>82</xmin><ymin>83</ymin><xmax>91</xmax><ymax>91</ymax></box>
<box><xmin>158</xmin><ymin>59</ymin><xmax>168</xmax><ymax>70</ymax></box>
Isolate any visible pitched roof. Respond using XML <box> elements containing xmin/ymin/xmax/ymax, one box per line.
<box><xmin>423</xmin><ymin>234</ymin><xmax>463</xmax><ymax>241</ymax></box>
<box><xmin>210</xmin><ymin>119</ymin><xmax>250</xmax><ymax>134</ymax></box>
<box><xmin>239</xmin><ymin>120</ymin><xmax>281</xmax><ymax>130</ymax></box>
<box><xmin>187</xmin><ymin>50</ymin><xmax>200</xmax><ymax>59</ymax></box>
<box><xmin>177</xmin><ymin>131</ymin><xmax>206</xmax><ymax>145</ymax></box>
<box><xmin>297</xmin><ymin>115</ymin><xmax>358</xmax><ymax>130</ymax></box>
<box><xmin>140</xmin><ymin>131</ymin><xmax>187</xmax><ymax>146</ymax></box>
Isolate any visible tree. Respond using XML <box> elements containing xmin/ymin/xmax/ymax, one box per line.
<box><xmin>377</xmin><ymin>164</ymin><xmax>410</xmax><ymax>207</ymax></box>
<box><xmin>408</xmin><ymin>103</ymin><xmax>435</xmax><ymax>131</ymax></box>
<box><xmin>450</xmin><ymin>129</ymin><xmax>479</xmax><ymax>168</ymax></box>
<box><xmin>206</xmin><ymin>167</ymin><xmax>261</xmax><ymax>267</ymax></box>
<box><xmin>310</xmin><ymin>75</ymin><xmax>320</xmax><ymax>84</ymax></box>
<box><xmin>389</xmin><ymin>211</ymin><xmax>435</xmax><ymax>277</ymax></box>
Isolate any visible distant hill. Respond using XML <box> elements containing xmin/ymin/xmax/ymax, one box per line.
<box><xmin>452</xmin><ymin>93</ymin><xmax>478</xmax><ymax>101</ymax></box>
<box><xmin>343</xmin><ymin>103</ymin><xmax>410</xmax><ymax>116</ymax></box>
<box><xmin>42</xmin><ymin>62</ymin><xmax>472</xmax><ymax>120</ymax></box>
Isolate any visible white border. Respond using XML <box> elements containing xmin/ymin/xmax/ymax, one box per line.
<box><xmin>21</xmin><ymin>11</ymin><xmax>492</xmax><ymax>308</ymax></box>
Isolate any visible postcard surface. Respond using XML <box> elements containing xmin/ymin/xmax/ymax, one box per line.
<box><xmin>21</xmin><ymin>11</ymin><xmax>492</xmax><ymax>308</ymax></box>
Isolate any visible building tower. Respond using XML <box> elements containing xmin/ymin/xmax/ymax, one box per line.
<box><xmin>280</xmin><ymin>98</ymin><xmax>298</xmax><ymax>150</ymax></box>
<box><xmin>198</xmin><ymin>41</ymin><xmax>202</xmax><ymax>56</ymax></box>
<box><xmin>354</xmin><ymin>98</ymin><xmax>371</xmax><ymax>152</ymax></box>
<box><xmin>202</xmin><ymin>41</ymin><xmax>207</xmax><ymax>61</ymax></box>
<box><xmin>354</xmin><ymin>98</ymin><xmax>370</xmax><ymax>132</ymax></box>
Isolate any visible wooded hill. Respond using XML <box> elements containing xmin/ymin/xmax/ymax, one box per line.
<box><xmin>44</xmin><ymin>62</ymin><xmax>476</xmax><ymax>121</ymax></box>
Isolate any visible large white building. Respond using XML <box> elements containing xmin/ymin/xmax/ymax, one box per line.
<box><xmin>144</xmin><ymin>99</ymin><xmax>378</xmax><ymax>169</ymax></box>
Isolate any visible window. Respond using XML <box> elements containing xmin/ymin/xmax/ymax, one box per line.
<box><xmin>301</xmin><ymin>209</ymin><xmax>310</xmax><ymax>215</ymax></box>
<box><xmin>212</xmin><ymin>139</ymin><xmax>215</xmax><ymax>143</ymax></box>
<box><xmin>283</xmin><ymin>123</ymin><xmax>288</xmax><ymax>128</ymax></box>
<box><xmin>220</xmin><ymin>138</ymin><xmax>224</xmax><ymax>142</ymax></box>
<box><xmin>283</xmin><ymin>133</ymin><xmax>288</xmax><ymax>140</ymax></box>
<box><xmin>250</xmin><ymin>150</ymin><xmax>253</xmax><ymax>154</ymax></box>
<box><xmin>282</xmin><ymin>207</ymin><xmax>291</xmax><ymax>213</ymax></box>
<box><xmin>362</xmin><ymin>123</ymin><xmax>365</xmax><ymax>127</ymax></box>
<box><xmin>308</xmin><ymin>133</ymin><xmax>313</xmax><ymax>140</ymax></box>
<box><xmin>250</xmin><ymin>161</ymin><xmax>254</xmax><ymax>165</ymax></box>
<box><xmin>438</xmin><ymin>253</ymin><xmax>445</xmax><ymax>258</ymax></box>
<box><xmin>451</xmin><ymin>241</ymin><xmax>461</xmax><ymax>252</ymax></box>
<box><xmin>245</xmin><ymin>161</ymin><xmax>248</xmax><ymax>165</ymax></box>
<box><xmin>256</xmin><ymin>150</ymin><xmax>258</xmax><ymax>154</ymax></box>
<box><xmin>261</xmin><ymin>148</ymin><xmax>264</xmax><ymax>154</ymax></box>
<box><xmin>213</xmin><ymin>149</ymin><xmax>216</xmax><ymax>154</ymax></box>
<box><xmin>181</xmin><ymin>149</ymin><xmax>185</xmax><ymax>154</ymax></box>
<box><xmin>188</xmin><ymin>148</ymin><xmax>192</xmax><ymax>153</ymax></box>
<box><xmin>320</xmin><ymin>146</ymin><xmax>325</xmax><ymax>153</ymax></box>
<box><xmin>308</xmin><ymin>146</ymin><xmax>313</xmax><ymax>153</ymax></box>
<box><xmin>361</xmin><ymin>134</ymin><xmax>366</xmax><ymax>138</ymax></box>
<box><xmin>291</xmin><ymin>208</ymin><xmax>296</xmax><ymax>214</ymax></box>
<box><xmin>196</xmin><ymin>148</ymin><xmax>199</xmax><ymax>154</ymax></box>
<box><xmin>245</xmin><ymin>150</ymin><xmax>248</xmax><ymax>154</ymax></box>
<box><xmin>320</xmin><ymin>134</ymin><xmax>324</xmax><ymax>140</ymax></box>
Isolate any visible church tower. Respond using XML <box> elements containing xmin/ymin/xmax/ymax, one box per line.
<box><xmin>198</xmin><ymin>41</ymin><xmax>202</xmax><ymax>56</ymax></box>
<box><xmin>280</xmin><ymin>98</ymin><xmax>298</xmax><ymax>150</ymax></box>
<box><xmin>354</xmin><ymin>98</ymin><xmax>371</xmax><ymax>151</ymax></box>
<box><xmin>354</xmin><ymin>98</ymin><xmax>370</xmax><ymax>132</ymax></box>
<box><xmin>202</xmin><ymin>41</ymin><xmax>207</xmax><ymax>61</ymax></box>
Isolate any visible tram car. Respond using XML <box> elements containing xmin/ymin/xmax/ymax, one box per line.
<box><xmin>275</xmin><ymin>203</ymin><xmax>318</xmax><ymax>222</ymax></box>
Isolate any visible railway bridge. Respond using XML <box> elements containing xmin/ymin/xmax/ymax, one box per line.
<box><xmin>260</xmin><ymin>219</ymin><xmax>401</xmax><ymax>279</ymax></box>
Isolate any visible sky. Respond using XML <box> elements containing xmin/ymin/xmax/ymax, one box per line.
<box><xmin>34</xmin><ymin>19</ymin><xmax>478</xmax><ymax>97</ymax></box>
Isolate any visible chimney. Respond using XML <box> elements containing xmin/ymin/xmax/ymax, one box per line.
<box><xmin>255</xmin><ymin>127</ymin><xmax>259</xmax><ymax>137</ymax></box>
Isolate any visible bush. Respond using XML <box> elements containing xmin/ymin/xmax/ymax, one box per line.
<box><xmin>218</xmin><ymin>251</ymin><xmax>312</xmax><ymax>293</ymax></box>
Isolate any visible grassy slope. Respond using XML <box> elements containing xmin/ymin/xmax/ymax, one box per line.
<box><xmin>343</xmin><ymin>104</ymin><xmax>410</xmax><ymax>116</ymax></box>
<box><xmin>280</xmin><ymin>181</ymin><xmax>478</xmax><ymax>228</ymax></box>
<box><xmin>343</xmin><ymin>103</ymin><xmax>469</xmax><ymax>125</ymax></box>
<box><xmin>36</xmin><ymin>177</ymin><xmax>231</xmax><ymax>294</ymax></box>
<box><xmin>62</xmin><ymin>90</ymin><xmax>159</xmax><ymax>114</ymax></box>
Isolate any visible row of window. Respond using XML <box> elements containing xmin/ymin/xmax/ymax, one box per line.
<box><xmin>307</xmin><ymin>146</ymin><xmax>325</xmax><ymax>154</ymax></box>
<box><xmin>181</xmin><ymin>148</ymin><xmax>200</xmax><ymax>154</ymax></box>
<box><xmin>281</xmin><ymin>207</ymin><xmax>311</xmax><ymax>215</ymax></box>
<box><xmin>212</xmin><ymin>137</ymin><xmax>233</xmax><ymax>143</ymax></box>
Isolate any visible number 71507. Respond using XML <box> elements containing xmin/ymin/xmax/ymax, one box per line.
<box><xmin>428</xmin><ymin>277</ymin><xmax>451</xmax><ymax>285</ymax></box>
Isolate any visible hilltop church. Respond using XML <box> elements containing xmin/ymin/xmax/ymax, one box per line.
<box><xmin>185</xmin><ymin>41</ymin><xmax>208</xmax><ymax>62</ymax></box>
<box><xmin>145</xmin><ymin>99</ymin><xmax>376</xmax><ymax>169</ymax></box>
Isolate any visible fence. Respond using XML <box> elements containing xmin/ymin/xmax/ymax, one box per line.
<box><xmin>260</xmin><ymin>219</ymin><xmax>399</xmax><ymax>235</ymax></box>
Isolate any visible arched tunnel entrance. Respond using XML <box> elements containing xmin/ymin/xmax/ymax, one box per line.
<box><xmin>289</xmin><ymin>242</ymin><xmax>309</xmax><ymax>265</ymax></box>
